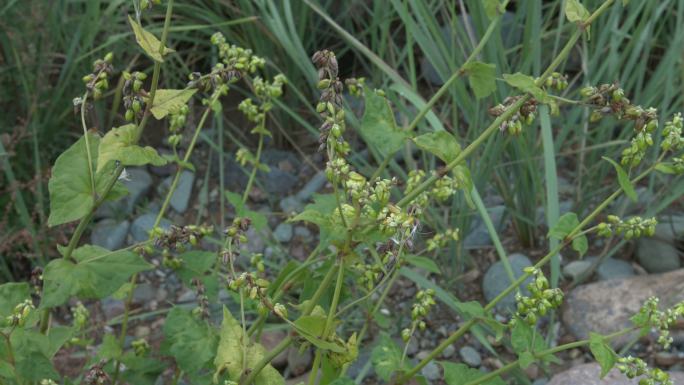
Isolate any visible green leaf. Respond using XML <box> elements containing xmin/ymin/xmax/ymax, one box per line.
<box><xmin>483</xmin><ymin>0</ymin><xmax>502</xmax><ymax>20</ymax></box>
<box><xmin>177</xmin><ymin>250</ymin><xmax>215</xmax><ymax>277</ymax></box>
<box><xmin>572</xmin><ymin>235</ymin><xmax>589</xmax><ymax>257</ymax></box>
<box><xmin>294</xmin><ymin>314</ymin><xmax>326</xmax><ymax>337</ymax></box>
<box><xmin>503</xmin><ymin>73</ymin><xmax>548</xmax><ymax>102</ymax></box>
<box><xmin>463</xmin><ymin>61</ymin><xmax>497</xmax><ymax>99</ymax></box>
<box><xmin>164</xmin><ymin>307</ymin><xmax>216</xmax><ymax>373</ymax></box>
<box><xmin>548</xmin><ymin>212</ymin><xmax>580</xmax><ymax>240</ymax></box>
<box><xmin>10</xmin><ymin>329</ymin><xmax>61</xmax><ymax>382</ymax></box>
<box><xmin>360</xmin><ymin>87</ymin><xmax>408</xmax><ymax>158</ymax></box>
<box><xmin>412</xmin><ymin>131</ymin><xmax>461</xmax><ymax>163</ymax></box>
<box><xmin>149</xmin><ymin>89</ymin><xmax>197</xmax><ymax>119</ymax></box>
<box><xmin>602</xmin><ymin>157</ymin><xmax>637</xmax><ymax>202</ymax></box>
<box><xmin>404</xmin><ymin>254</ymin><xmax>441</xmax><ymax>275</ymax></box>
<box><xmin>120</xmin><ymin>353</ymin><xmax>166</xmax><ymax>385</ymax></box>
<box><xmin>214</xmin><ymin>307</ymin><xmax>284</xmax><ymax>385</ymax></box>
<box><xmin>511</xmin><ymin>321</ymin><xmax>533</xmax><ymax>354</ymax></box>
<box><xmin>442</xmin><ymin>362</ymin><xmax>504</xmax><ymax>385</ymax></box>
<box><xmin>589</xmin><ymin>333</ymin><xmax>616</xmax><ymax>378</ymax></box>
<box><xmin>565</xmin><ymin>0</ymin><xmax>590</xmax><ymax>23</ymax></box>
<box><xmin>97</xmin><ymin>124</ymin><xmax>167</xmax><ymax>172</ymax></box>
<box><xmin>371</xmin><ymin>333</ymin><xmax>404</xmax><ymax>382</ymax></box>
<box><xmin>225</xmin><ymin>191</ymin><xmax>267</xmax><ymax>230</ymax></box>
<box><xmin>128</xmin><ymin>15</ymin><xmax>174</xmax><ymax>62</ymax></box>
<box><xmin>655</xmin><ymin>163</ymin><xmax>677</xmax><ymax>174</ymax></box>
<box><xmin>518</xmin><ymin>351</ymin><xmax>535</xmax><ymax>369</ymax></box>
<box><xmin>290</xmin><ymin>193</ymin><xmax>339</xmax><ymax>242</ymax></box>
<box><xmin>548</xmin><ymin>212</ymin><xmax>587</xmax><ymax>256</ymax></box>
<box><xmin>48</xmin><ymin>133</ymin><xmax>127</xmax><ymax>227</ymax></box>
<box><xmin>41</xmin><ymin>245</ymin><xmax>152</xmax><ymax>308</ymax></box>
<box><xmin>0</xmin><ymin>282</ymin><xmax>30</xmax><ymax>317</ymax></box>
<box><xmin>98</xmin><ymin>334</ymin><xmax>122</xmax><ymax>360</ymax></box>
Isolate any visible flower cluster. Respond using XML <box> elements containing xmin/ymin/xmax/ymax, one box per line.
<box><xmin>227</xmin><ymin>271</ymin><xmax>277</xmax><ymax>318</ymax></box>
<box><xmin>354</xmin><ymin>240</ymin><xmax>404</xmax><ymax>291</ymax></box>
<box><xmin>139</xmin><ymin>0</ymin><xmax>161</xmax><ymax>10</ymax></box>
<box><xmin>513</xmin><ymin>268</ymin><xmax>563</xmax><ymax>326</ymax></box>
<box><xmin>489</xmin><ymin>96</ymin><xmax>538</xmax><ymax>135</ymax></box>
<box><xmin>402</xmin><ymin>289</ymin><xmax>436</xmax><ymax>342</ymax></box>
<box><xmin>5</xmin><ymin>299</ymin><xmax>34</xmax><ymax>327</ymax></box>
<box><xmin>121</xmin><ymin>71</ymin><xmax>148</xmax><ymax>121</ymax></box>
<box><xmin>187</xmin><ymin>33</ymin><xmax>266</xmax><ymax>92</ymax></box>
<box><xmin>661</xmin><ymin>113</ymin><xmax>683</xmax><ymax>152</ymax></box>
<box><xmin>84</xmin><ymin>361</ymin><xmax>109</xmax><ymax>385</ymax></box>
<box><xmin>221</xmin><ymin>217</ymin><xmax>252</xmax><ymax>264</ymax></box>
<box><xmin>191</xmin><ymin>277</ymin><xmax>210</xmax><ymax>320</ymax></box>
<box><xmin>631</xmin><ymin>297</ymin><xmax>684</xmax><ymax>349</ymax></box>
<box><xmin>537</xmin><ymin>72</ymin><xmax>568</xmax><ymax>91</ymax></box>
<box><xmin>580</xmin><ymin>83</ymin><xmax>659</xmax><ymax>167</ymax></box>
<box><xmin>71</xmin><ymin>301</ymin><xmax>89</xmax><ymax>330</ymax></box>
<box><xmin>617</xmin><ymin>356</ymin><xmax>672</xmax><ymax>385</ymax></box>
<box><xmin>81</xmin><ymin>52</ymin><xmax>114</xmax><ymax>101</ymax></box>
<box><xmin>312</xmin><ymin>49</ymin><xmax>348</xmax><ymax>155</ymax></box>
<box><xmin>153</xmin><ymin>224</ymin><xmax>213</xmax><ymax>250</ymax></box>
<box><xmin>167</xmin><ymin>104</ymin><xmax>189</xmax><ymax>147</ymax></box>
<box><xmin>426</xmin><ymin>228</ymin><xmax>460</xmax><ymax>251</ymax></box>
<box><xmin>596</xmin><ymin>215</ymin><xmax>657</xmax><ymax>239</ymax></box>
<box><xmin>132</xmin><ymin>338</ymin><xmax>150</xmax><ymax>356</ymax></box>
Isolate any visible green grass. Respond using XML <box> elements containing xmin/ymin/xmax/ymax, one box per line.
<box><xmin>1</xmin><ymin>0</ymin><xmax>682</xmax><ymax>282</ymax></box>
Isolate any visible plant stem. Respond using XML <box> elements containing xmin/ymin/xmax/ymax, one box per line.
<box><xmin>398</xmin><ymin>165</ymin><xmax>652</xmax><ymax>383</ymax></box>
<box><xmin>242</xmin><ymin>130</ymin><xmax>264</xmax><ymax>203</ymax></box>
<box><xmin>463</xmin><ymin>327</ymin><xmax>634</xmax><ymax>385</ymax></box>
<box><xmin>371</xmin><ymin>0</ymin><xmax>511</xmax><ymax>179</ymax></box>
<box><xmin>241</xmin><ymin>261</ymin><xmax>339</xmax><ymax>385</ymax></box>
<box><xmin>309</xmin><ymin>260</ymin><xmax>346</xmax><ymax>385</ymax></box>
<box><xmin>79</xmin><ymin>92</ymin><xmax>97</xmax><ymax>200</ymax></box>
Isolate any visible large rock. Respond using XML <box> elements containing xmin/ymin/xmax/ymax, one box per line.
<box><xmin>548</xmin><ymin>363</ymin><xmax>684</xmax><ymax>385</ymax></box>
<box><xmin>130</xmin><ymin>213</ymin><xmax>172</xmax><ymax>242</ymax></box>
<box><xmin>464</xmin><ymin>205</ymin><xmax>507</xmax><ymax>249</ymax></box>
<box><xmin>562</xmin><ymin>269</ymin><xmax>684</xmax><ymax>347</ymax></box>
<box><xmin>90</xmin><ymin>219</ymin><xmax>130</xmax><ymax>250</ymax></box>
<box><xmin>482</xmin><ymin>253</ymin><xmax>534</xmax><ymax>312</ymax></box>
<box><xmin>636</xmin><ymin>219</ymin><xmax>683</xmax><ymax>273</ymax></box>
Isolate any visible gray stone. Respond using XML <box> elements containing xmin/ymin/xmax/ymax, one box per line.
<box><xmin>636</xmin><ymin>220</ymin><xmax>683</xmax><ymax>273</ymax></box>
<box><xmin>130</xmin><ymin>213</ymin><xmax>172</xmax><ymax>242</ymax></box>
<box><xmin>101</xmin><ymin>297</ymin><xmax>125</xmax><ymax>319</ymax></box>
<box><xmin>562</xmin><ymin>269</ymin><xmax>684</xmax><ymax>347</ymax></box>
<box><xmin>482</xmin><ymin>253</ymin><xmax>533</xmax><ymax>312</ymax></box>
<box><xmin>295</xmin><ymin>171</ymin><xmax>328</xmax><ymax>201</ymax></box>
<box><xmin>421</xmin><ymin>361</ymin><xmax>441</xmax><ymax>381</ymax></box>
<box><xmin>260</xmin><ymin>330</ymin><xmax>288</xmax><ymax>367</ymax></box>
<box><xmin>346</xmin><ymin>350</ymin><xmax>373</xmax><ymax>379</ymax></box>
<box><xmin>293</xmin><ymin>226</ymin><xmax>313</xmax><ymax>242</ymax></box>
<box><xmin>133</xmin><ymin>283</ymin><xmax>155</xmax><ymax>303</ymax></box>
<box><xmin>166</xmin><ymin>171</ymin><xmax>195</xmax><ymax>214</ymax></box>
<box><xmin>442</xmin><ymin>344</ymin><xmax>456</xmax><ymax>359</ymax></box>
<box><xmin>548</xmin><ymin>363</ymin><xmax>684</xmax><ymax>385</ymax></box>
<box><xmin>459</xmin><ymin>346</ymin><xmax>482</xmax><ymax>367</ymax></box>
<box><xmin>464</xmin><ymin>206</ymin><xmax>507</xmax><ymax>248</ymax></box>
<box><xmin>406</xmin><ymin>338</ymin><xmax>419</xmax><ymax>356</ymax></box>
<box><xmin>123</xmin><ymin>168</ymin><xmax>153</xmax><ymax>212</ymax></box>
<box><xmin>240</xmin><ymin>227</ymin><xmax>267</xmax><ymax>254</ymax></box>
<box><xmin>91</xmin><ymin>219</ymin><xmax>130</xmax><ymax>250</ymax></box>
<box><xmin>533</xmin><ymin>379</ymin><xmax>549</xmax><ymax>385</ymax></box>
<box><xmin>287</xmin><ymin>347</ymin><xmax>312</xmax><ymax>376</ymax></box>
<box><xmin>596</xmin><ymin>258</ymin><xmax>634</xmax><ymax>281</ymax></box>
<box><xmin>279</xmin><ymin>196</ymin><xmax>304</xmax><ymax>215</ymax></box>
<box><xmin>562</xmin><ymin>259</ymin><xmax>593</xmax><ymax>281</ymax></box>
<box><xmin>273</xmin><ymin>223</ymin><xmax>294</xmax><ymax>243</ymax></box>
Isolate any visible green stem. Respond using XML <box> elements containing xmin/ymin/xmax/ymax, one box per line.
<box><xmin>371</xmin><ymin>0</ymin><xmax>511</xmax><ymax>178</ymax></box>
<box><xmin>241</xmin><ymin>261</ymin><xmax>339</xmax><ymax>385</ymax></box>
<box><xmin>398</xmin><ymin>165</ymin><xmax>653</xmax><ymax>382</ymax></box>
<box><xmin>80</xmin><ymin>92</ymin><xmax>97</xmax><ymax>200</ymax></box>
<box><xmin>310</xmin><ymin>260</ymin><xmax>346</xmax><ymax>385</ymax></box>
<box><xmin>242</xmin><ymin>130</ymin><xmax>264</xmax><ymax>203</ymax></box>
<box><xmin>463</xmin><ymin>327</ymin><xmax>634</xmax><ymax>385</ymax></box>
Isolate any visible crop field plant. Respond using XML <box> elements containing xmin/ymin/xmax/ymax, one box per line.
<box><xmin>1</xmin><ymin>0</ymin><xmax>683</xmax><ymax>385</ymax></box>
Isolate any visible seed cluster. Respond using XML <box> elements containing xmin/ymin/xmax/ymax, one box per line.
<box><xmin>4</xmin><ymin>299</ymin><xmax>34</xmax><ymax>327</ymax></box>
<box><xmin>617</xmin><ymin>356</ymin><xmax>672</xmax><ymax>385</ymax></box>
<box><xmin>513</xmin><ymin>268</ymin><xmax>563</xmax><ymax>326</ymax></box>
<box><xmin>401</xmin><ymin>289</ymin><xmax>436</xmax><ymax>342</ymax></box>
<box><xmin>489</xmin><ymin>95</ymin><xmax>539</xmax><ymax>135</ymax></box>
<box><xmin>632</xmin><ymin>297</ymin><xmax>684</xmax><ymax>349</ymax></box>
<box><xmin>596</xmin><ymin>215</ymin><xmax>657</xmax><ymax>239</ymax></box>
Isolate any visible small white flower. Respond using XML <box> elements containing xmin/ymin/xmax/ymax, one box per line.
<box><xmin>118</xmin><ymin>168</ymin><xmax>131</xmax><ymax>181</ymax></box>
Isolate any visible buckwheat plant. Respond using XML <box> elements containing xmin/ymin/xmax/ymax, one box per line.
<box><xmin>1</xmin><ymin>1</ymin><xmax>684</xmax><ymax>385</ymax></box>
